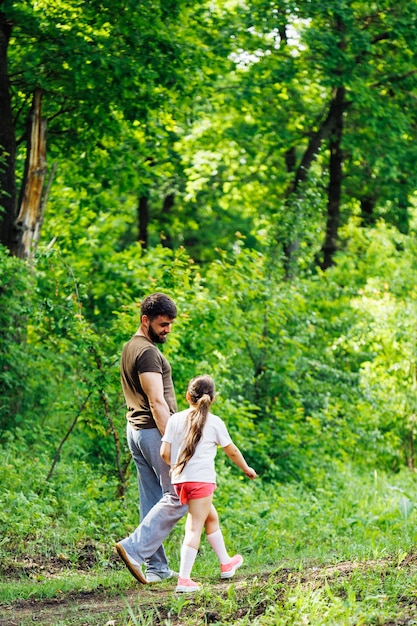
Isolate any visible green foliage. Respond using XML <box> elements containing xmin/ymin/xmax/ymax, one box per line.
<box><xmin>335</xmin><ymin>220</ymin><xmax>417</xmax><ymax>470</ymax></box>
<box><xmin>3</xmin><ymin>2</ymin><xmax>417</xmax><ymax>624</ymax></box>
<box><xmin>4</xmin><ymin>215</ymin><xmax>417</xmax><ymax>481</ymax></box>
<box><xmin>5</xmin><ymin>0</ymin><xmax>200</xmax><ymax>142</ymax></box>
<box><xmin>2</xmin><ymin>459</ymin><xmax>417</xmax><ymax>625</ymax></box>
<box><xmin>0</xmin><ymin>246</ymin><xmax>35</xmax><ymax>431</ymax></box>
<box><xmin>0</xmin><ymin>433</ymin><xmax>122</xmax><ymax>555</ymax></box>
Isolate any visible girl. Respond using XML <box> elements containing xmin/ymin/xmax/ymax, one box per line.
<box><xmin>160</xmin><ymin>374</ymin><xmax>257</xmax><ymax>593</ymax></box>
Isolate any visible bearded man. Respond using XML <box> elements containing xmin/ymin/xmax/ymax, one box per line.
<box><xmin>116</xmin><ymin>293</ymin><xmax>187</xmax><ymax>584</ymax></box>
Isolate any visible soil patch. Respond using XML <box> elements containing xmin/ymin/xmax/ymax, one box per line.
<box><xmin>1</xmin><ymin>555</ymin><xmax>417</xmax><ymax>625</ymax></box>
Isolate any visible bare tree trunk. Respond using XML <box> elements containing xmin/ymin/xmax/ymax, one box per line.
<box><xmin>0</xmin><ymin>12</ymin><xmax>17</xmax><ymax>251</ymax></box>
<box><xmin>12</xmin><ymin>89</ymin><xmax>47</xmax><ymax>259</ymax></box>
<box><xmin>33</xmin><ymin>161</ymin><xmax>57</xmax><ymax>251</ymax></box>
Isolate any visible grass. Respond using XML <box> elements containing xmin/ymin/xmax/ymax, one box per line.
<box><xmin>2</xmin><ymin>446</ymin><xmax>417</xmax><ymax>624</ymax></box>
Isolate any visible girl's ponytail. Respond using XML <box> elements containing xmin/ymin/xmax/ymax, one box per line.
<box><xmin>172</xmin><ymin>376</ymin><xmax>215</xmax><ymax>475</ymax></box>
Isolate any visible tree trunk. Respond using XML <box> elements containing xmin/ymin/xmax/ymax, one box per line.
<box><xmin>160</xmin><ymin>192</ymin><xmax>175</xmax><ymax>247</ymax></box>
<box><xmin>33</xmin><ymin>161</ymin><xmax>57</xmax><ymax>250</ymax></box>
<box><xmin>320</xmin><ymin>86</ymin><xmax>345</xmax><ymax>270</ymax></box>
<box><xmin>360</xmin><ymin>195</ymin><xmax>376</xmax><ymax>227</ymax></box>
<box><xmin>282</xmin><ymin>88</ymin><xmax>347</xmax><ymax>277</ymax></box>
<box><xmin>138</xmin><ymin>194</ymin><xmax>149</xmax><ymax>248</ymax></box>
<box><xmin>12</xmin><ymin>89</ymin><xmax>47</xmax><ymax>259</ymax></box>
<box><xmin>285</xmin><ymin>93</ymin><xmax>345</xmax><ymax>200</ymax></box>
<box><xmin>0</xmin><ymin>12</ymin><xmax>17</xmax><ymax>252</ymax></box>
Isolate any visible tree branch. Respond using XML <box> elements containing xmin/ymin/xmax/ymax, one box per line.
<box><xmin>45</xmin><ymin>391</ymin><xmax>92</xmax><ymax>483</ymax></box>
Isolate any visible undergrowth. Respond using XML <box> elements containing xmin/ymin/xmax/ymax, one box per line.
<box><xmin>2</xmin><ymin>439</ymin><xmax>417</xmax><ymax>624</ymax></box>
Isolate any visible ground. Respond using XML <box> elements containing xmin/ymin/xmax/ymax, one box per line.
<box><xmin>2</xmin><ymin>556</ymin><xmax>417</xmax><ymax>625</ymax></box>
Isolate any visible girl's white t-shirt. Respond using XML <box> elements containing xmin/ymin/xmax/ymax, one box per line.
<box><xmin>162</xmin><ymin>408</ymin><xmax>232</xmax><ymax>484</ymax></box>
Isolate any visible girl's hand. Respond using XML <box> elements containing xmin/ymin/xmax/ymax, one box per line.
<box><xmin>245</xmin><ymin>467</ymin><xmax>257</xmax><ymax>479</ymax></box>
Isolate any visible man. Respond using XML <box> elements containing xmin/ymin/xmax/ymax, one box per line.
<box><xmin>115</xmin><ymin>293</ymin><xmax>187</xmax><ymax>584</ymax></box>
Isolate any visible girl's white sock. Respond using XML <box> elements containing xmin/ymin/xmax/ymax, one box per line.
<box><xmin>207</xmin><ymin>529</ymin><xmax>230</xmax><ymax>564</ymax></box>
<box><xmin>179</xmin><ymin>545</ymin><xmax>198</xmax><ymax>579</ymax></box>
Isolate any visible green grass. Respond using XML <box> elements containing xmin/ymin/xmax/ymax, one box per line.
<box><xmin>2</xmin><ymin>444</ymin><xmax>417</xmax><ymax>624</ymax></box>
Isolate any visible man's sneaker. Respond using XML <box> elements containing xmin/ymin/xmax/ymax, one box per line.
<box><xmin>175</xmin><ymin>577</ymin><xmax>200</xmax><ymax>593</ymax></box>
<box><xmin>220</xmin><ymin>554</ymin><xmax>243</xmax><ymax>579</ymax></box>
<box><xmin>146</xmin><ymin>569</ymin><xmax>178</xmax><ymax>583</ymax></box>
<box><xmin>115</xmin><ymin>543</ymin><xmax>147</xmax><ymax>584</ymax></box>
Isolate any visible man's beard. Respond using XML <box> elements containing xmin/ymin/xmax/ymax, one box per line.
<box><xmin>148</xmin><ymin>324</ymin><xmax>167</xmax><ymax>344</ymax></box>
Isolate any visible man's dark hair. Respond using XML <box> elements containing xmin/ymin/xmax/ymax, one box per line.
<box><xmin>140</xmin><ymin>293</ymin><xmax>177</xmax><ymax>321</ymax></box>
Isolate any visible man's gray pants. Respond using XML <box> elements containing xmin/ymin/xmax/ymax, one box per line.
<box><xmin>121</xmin><ymin>424</ymin><xmax>187</xmax><ymax>576</ymax></box>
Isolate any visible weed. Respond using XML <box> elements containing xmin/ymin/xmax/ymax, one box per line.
<box><xmin>3</xmin><ymin>452</ymin><xmax>417</xmax><ymax>624</ymax></box>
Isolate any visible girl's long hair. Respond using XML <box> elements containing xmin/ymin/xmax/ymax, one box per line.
<box><xmin>172</xmin><ymin>375</ymin><xmax>215</xmax><ymax>475</ymax></box>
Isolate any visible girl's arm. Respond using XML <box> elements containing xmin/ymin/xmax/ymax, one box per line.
<box><xmin>222</xmin><ymin>443</ymin><xmax>257</xmax><ymax>479</ymax></box>
<box><xmin>160</xmin><ymin>441</ymin><xmax>172</xmax><ymax>466</ymax></box>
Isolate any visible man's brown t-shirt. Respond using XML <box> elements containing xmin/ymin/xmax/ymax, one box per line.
<box><xmin>120</xmin><ymin>335</ymin><xmax>177</xmax><ymax>429</ymax></box>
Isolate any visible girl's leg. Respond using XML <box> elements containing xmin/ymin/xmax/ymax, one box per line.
<box><xmin>205</xmin><ymin>504</ymin><xmax>219</xmax><ymax>536</ymax></box>
<box><xmin>205</xmin><ymin>505</ymin><xmax>230</xmax><ymax>564</ymax></box>
<box><xmin>205</xmin><ymin>504</ymin><xmax>243</xmax><ymax>578</ymax></box>
<box><xmin>179</xmin><ymin>495</ymin><xmax>213</xmax><ymax>580</ymax></box>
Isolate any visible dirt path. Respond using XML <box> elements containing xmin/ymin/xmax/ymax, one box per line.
<box><xmin>2</xmin><ymin>558</ymin><xmax>417</xmax><ymax>625</ymax></box>
<box><xmin>0</xmin><ymin>585</ymin><xmax>176</xmax><ymax>626</ymax></box>
<box><xmin>0</xmin><ymin>575</ymin><xmax>248</xmax><ymax>625</ymax></box>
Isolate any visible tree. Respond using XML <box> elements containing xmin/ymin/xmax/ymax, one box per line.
<box><xmin>0</xmin><ymin>0</ymin><xmax>200</xmax><ymax>257</ymax></box>
<box><xmin>0</xmin><ymin>6</ymin><xmax>16</xmax><ymax>251</ymax></box>
<box><xmin>169</xmin><ymin>0</ymin><xmax>417</xmax><ymax>271</ymax></box>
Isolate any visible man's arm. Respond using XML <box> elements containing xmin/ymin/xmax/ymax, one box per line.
<box><xmin>139</xmin><ymin>371</ymin><xmax>170</xmax><ymax>435</ymax></box>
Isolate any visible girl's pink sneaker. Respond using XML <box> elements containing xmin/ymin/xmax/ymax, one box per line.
<box><xmin>175</xmin><ymin>577</ymin><xmax>200</xmax><ymax>593</ymax></box>
<box><xmin>220</xmin><ymin>554</ymin><xmax>243</xmax><ymax>579</ymax></box>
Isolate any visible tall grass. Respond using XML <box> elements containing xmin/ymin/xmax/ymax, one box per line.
<box><xmin>2</xmin><ymin>439</ymin><xmax>417</xmax><ymax>624</ymax></box>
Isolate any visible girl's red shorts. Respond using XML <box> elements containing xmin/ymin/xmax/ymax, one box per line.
<box><xmin>174</xmin><ymin>482</ymin><xmax>216</xmax><ymax>505</ymax></box>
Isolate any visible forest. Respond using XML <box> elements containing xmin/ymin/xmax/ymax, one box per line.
<box><xmin>2</xmin><ymin>1</ymin><xmax>417</xmax><ymax>624</ymax></box>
